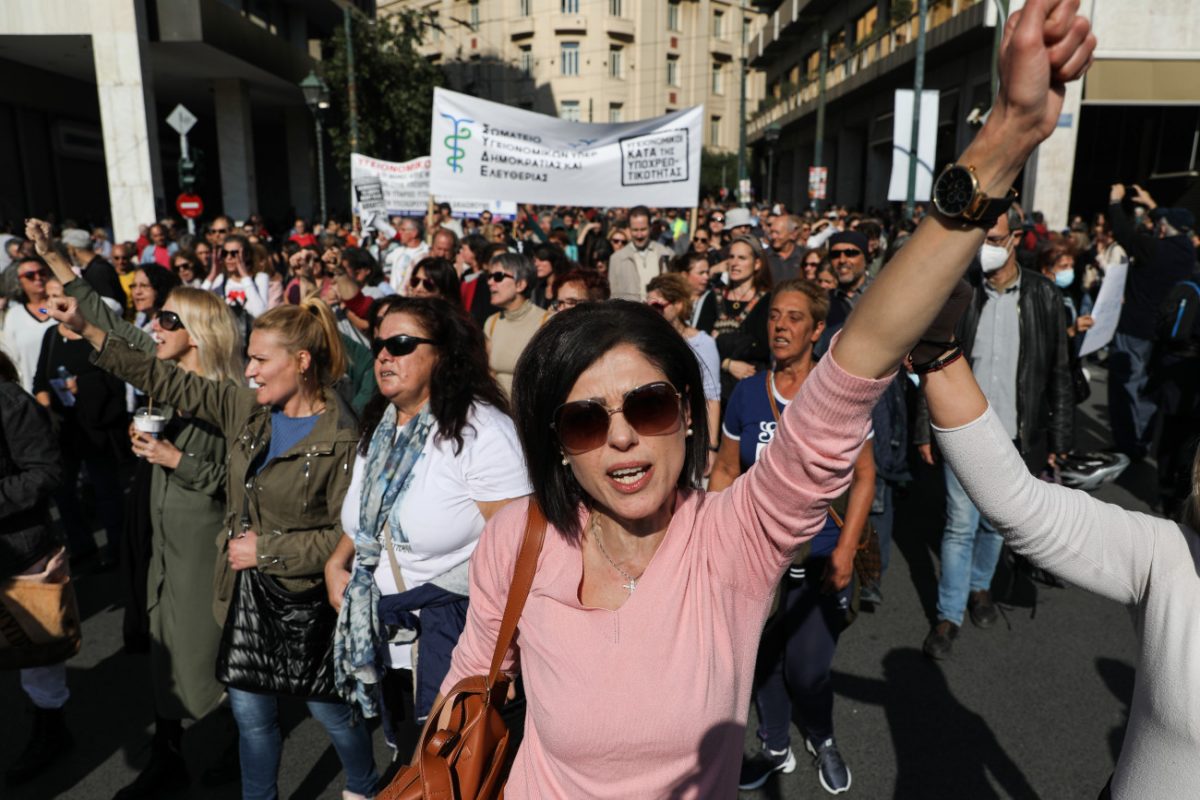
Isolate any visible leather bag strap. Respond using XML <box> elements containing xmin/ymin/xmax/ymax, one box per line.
<box><xmin>486</xmin><ymin>502</ymin><xmax>546</xmax><ymax>691</ymax></box>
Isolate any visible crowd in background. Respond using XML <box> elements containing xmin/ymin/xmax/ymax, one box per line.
<box><xmin>0</xmin><ymin>176</ymin><xmax>1197</xmax><ymax>798</ymax></box>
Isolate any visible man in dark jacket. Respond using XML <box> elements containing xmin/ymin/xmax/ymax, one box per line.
<box><xmin>1</xmin><ymin>357</ymin><xmax>70</xmax><ymax>785</ymax></box>
<box><xmin>922</xmin><ymin>208</ymin><xmax>1072</xmax><ymax>659</ymax></box>
<box><xmin>61</xmin><ymin>228</ymin><xmax>125</xmax><ymax>310</ymax></box>
<box><xmin>1106</xmin><ymin>184</ymin><xmax>1196</xmax><ymax>457</ymax></box>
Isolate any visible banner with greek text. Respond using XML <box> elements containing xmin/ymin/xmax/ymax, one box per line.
<box><xmin>430</xmin><ymin>88</ymin><xmax>703</xmax><ymax>207</ymax></box>
<box><xmin>350</xmin><ymin>153</ymin><xmax>517</xmax><ymax>219</ymax></box>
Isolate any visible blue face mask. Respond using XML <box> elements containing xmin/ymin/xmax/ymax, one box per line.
<box><xmin>1054</xmin><ymin>268</ymin><xmax>1075</xmax><ymax>289</ymax></box>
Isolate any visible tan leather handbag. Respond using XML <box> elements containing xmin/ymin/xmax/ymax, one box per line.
<box><xmin>378</xmin><ymin>503</ymin><xmax>546</xmax><ymax>800</ymax></box>
<box><xmin>0</xmin><ymin>548</ymin><xmax>82</xmax><ymax>670</ymax></box>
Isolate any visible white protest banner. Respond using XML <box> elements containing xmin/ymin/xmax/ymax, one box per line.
<box><xmin>1078</xmin><ymin>258</ymin><xmax>1129</xmax><ymax>357</ymax></box>
<box><xmin>351</xmin><ymin>152</ymin><xmax>517</xmax><ymax>220</ymax></box>
<box><xmin>430</xmin><ymin>88</ymin><xmax>702</xmax><ymax>207</ymax></box>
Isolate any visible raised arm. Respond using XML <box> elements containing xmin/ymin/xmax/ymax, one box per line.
<box><xmin>832</xmin><ymin>0</ymin><xmax>1095</xmax><ymax>380</ymax></box>
<box><xmin>923</xmin><ymin>356</ymin><xmax>1158</xmax><ymax>605</ymax></box>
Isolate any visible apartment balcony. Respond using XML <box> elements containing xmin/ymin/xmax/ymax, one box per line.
<box><xmin>554</xmin><ymin>15</ymin><xmax>588</xmax><ymax>34</ymax></box>
<box><xmin>710</xmin><ymin>36</ymin><xmax>734</xmax><ymax>59</ymax></box>
<box><xmin>605</xmin><ymin>15</ymin><xmax>635</xmax><ymax>41</ymax></box>
<box><xmin>747</xmin><ymin>0</ymin><xmax>987</xmax><ymax>140</ymax></box>
<box><xmin>509</xmin><ymin>16</ymin><xmax>534</xmax><ymax>39</ymax></box>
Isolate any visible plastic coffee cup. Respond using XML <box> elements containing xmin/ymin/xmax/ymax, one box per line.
<box><xmin>133</xmin><ymin>407</ymin><xmax>167</xmax><ymax>439</ymax></box>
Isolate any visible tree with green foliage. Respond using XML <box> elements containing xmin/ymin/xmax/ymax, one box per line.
<box><xmin>321</xmin><ymin>10</ymin><xmax>443</xmax><ymax>184</ymax></box>
<box><xmin>700</xmin><ymin>148</ymin><xmax>740</xmax><ymax>201</ymax></box>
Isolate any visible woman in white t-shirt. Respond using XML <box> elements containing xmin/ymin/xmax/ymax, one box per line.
<box><xmin>201</xmin><ymin>233</ymin><xmax>271</xmax><ymax>318</ymax></box>
<box><xmin>326</xmin><ymin>296</ymin><xmax>529</xmax><ymax>752</ymax></box>
<box><xmin>1</xmin><ymin>256</ymin><xmax>57</xmax><ymax>392</ymax></box>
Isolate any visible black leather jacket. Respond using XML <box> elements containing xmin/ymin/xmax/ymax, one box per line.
<box><xmin>916</xmin><ymin>268</ymin><xmax>1073</xmax><ymax>461</ymax></box>
<box><xmin>961</xmin><ymin>268</ymin><xmax>1074</xmax><ymax>457</ymax></box>
<box><xmin>0</xmin><ymin>383</ymin><xmax>62</xmax><ymax>578</ymax></box>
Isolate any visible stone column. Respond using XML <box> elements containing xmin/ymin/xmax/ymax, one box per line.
<box><xmin>1023</xmin><ymin>78</ymin><xmax>1083</xmax><ymax>231</ymax></box>
<box><xmin>285</xmin><ymin>105</ymin><xmax>316</xmax><ymax>221</ymax></box>
<box><xmin>90</xmin><ymin>1</ymin><xmax>161</xmax><ymax>241</ymax></box>
<box><xmin>214</xmin><ymin>78</ymin><xmax>258</xmax><ymax>221</ymax></box>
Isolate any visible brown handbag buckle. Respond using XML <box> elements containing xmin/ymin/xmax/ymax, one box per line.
<box><xmin>426</xmin><ymin>729</ymin><xmax>459</xmax><ymax>758</ymax></box>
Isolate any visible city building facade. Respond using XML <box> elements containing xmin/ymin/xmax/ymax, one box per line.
<box><xmin>747</xmin><ymin>0</ymin><xmax>1200</xmax><ymax>228</ymax></box>
<box><xmin>381</xmin><ymin>0</ymin><xmax>763</xmax><ymax>157</ymax></box>
<box><xmin>0</xmin><ymin>0</ymin><xmax>362</xmax><ymax>239</ymax></box>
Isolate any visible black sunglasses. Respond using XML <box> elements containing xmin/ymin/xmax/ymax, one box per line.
<box><xmin>210</xmin><ymin>227</ymin><xmax>229</xmax><ymax>234</ymax></box>
<box><xmin>222</xmin><ymin>248</ymin><xmax>242</xmax><ymax>259</ymax></box>
<box><xmin>488</xmin><ymin>271</ymin><xmax>515</xmax><ymax>283</ymax></box>
<box><xmin>830</xmin><ymin>248</ymin><xmax>863</xmax><ymax>260</ymax></box>
<box><xmin>710</xmin><ymin>215</ymin><xmax>725</xmax><ymax>223</ymax></box>
<box><xmin>158</xmin><ymin>310</ymin><xmax>185</xmax><ymax>332</ymax></box>
<box><xmin>552</xmin><ymin>382</ymin><xmax>683</xmax><ymax>455</ymax></box>
<box><xmin>19</xmin><ymin>270</ymin><xmax>47</xmax><ymax>281</ymax></box>
<box><xmin>371</xmin><ymin>334</ymin><xmax>437</xmax><ymax>359</ymax></box>
<box><xmin>409</xmin><ymin>276</ymin><xmax>437</xmax><ymax>292</ymax></box>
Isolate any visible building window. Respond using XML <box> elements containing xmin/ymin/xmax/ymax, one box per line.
<box><xmin>561</xmin><ymin>0</ymin><xmax>579</xmax><ymax>13</ymax></box>
<box><xmin>560</xmin><ymin>100</ymin><xmax>581</xmax><ymax>121</ymax></box>
<box><xmin>609</xmin><ymin>0</ymin><xmax>623</xmax><ymax>17</ymax></box>
<box><xmin>855</xmin><ymin>6</ymin><xmax>879</xmax><ymax>43</ymax></box>
<box><xmin>712</xmin><ymin>10</ymin><xmax>725</xmax><ymax>39</ymax></box>
<box><xmin>710</xmin><ymin>116</ymin><xmax>721</xmax><ymax>146</ymax></box>
<box><xmin>829</xmin><ymin>31</ymin><xmax>847</xmax><ymax>62</ymax></box>
<box><xmin>520</xmin><ymin>0</ymin><xmax>531</xmax><ymax>16</ymax></box>
<box><xmin>711</xmin><ymin>62</ymin><xmax>723</xmax><ymax>95</ymax></box>
<box><xmin>609</xmin><ymin>45</ymin><xmax>624</xmax><ymax>78</ymax></box>
<box><xmin>561</xmin><ymin>42</ymin><xmax>580</xmax><ymax>76</ymax></box>
<box><xmin>667</xmin><ymin>1</ymin><xmax>681</xmax><ymax>32</ymax></box>
<box><xmin>468</xmin><ymin>0</ymin><xmax>479</xmax><ymax>31</ymax></box>
<box><xmin>667</xmin><ymin>55</ymin><xmax>680</xmax><ymax>87</ymax></box>
<box><xmin>520</xmin><ymin>45</ymin><xmax>533</xmax><ymax>76</ymax></box>
<box><xmin>806</xmin><ymin>50</ymin><xmax>820</xmax><ymax>77</ymax></box>
<box><xmin>609</xmin><ymin>103</ymin><xmax>623</xmax><ymax>123</ymax></box>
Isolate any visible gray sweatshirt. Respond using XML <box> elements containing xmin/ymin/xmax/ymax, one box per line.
<box><xmin>935</xmin><ymin>407</ymin><xmax>1200</xmax><ymax>800</ymax></box>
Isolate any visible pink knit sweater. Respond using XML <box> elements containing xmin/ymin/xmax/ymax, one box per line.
<box><xmin>441</xmin><ymin>349</ymin><xmax>891</xmax><ymax>798</ymax></box>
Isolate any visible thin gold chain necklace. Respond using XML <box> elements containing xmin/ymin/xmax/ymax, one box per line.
<box><xmin>590</xmin><ymin>514</ymin><xmax>640</xmax><ymax>594</ymax></box>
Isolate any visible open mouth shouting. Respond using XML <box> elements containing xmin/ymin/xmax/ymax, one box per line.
<box><xmin>607</xmin><ymin>462</ymin><xmax>653</xmax><ymax>493</ymax></box>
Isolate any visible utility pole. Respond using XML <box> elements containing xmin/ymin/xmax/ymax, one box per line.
<box><xmin>344</xmin><ymin>6</ymin><xmax>358</xmax><ymax>152</ymax></box>
<box><xmin>905</xmin><ymin>0</ymin><xmax>928</xmax><ymax>221</ymax></box>
<box><xmin>736</xmin><ymin>1</ymin><xmax>748</xmax><ymax>206</ymax></box>
<box><xmin>813</xmin><ymin>28</ymin><xmax>828</xmax><ymax>213</ymax></box>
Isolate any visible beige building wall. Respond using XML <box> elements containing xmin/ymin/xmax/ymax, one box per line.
<box><xmin>380</xmin><ymin>0</ymin><xmax>762</xmax><ymax>154</ymax></box>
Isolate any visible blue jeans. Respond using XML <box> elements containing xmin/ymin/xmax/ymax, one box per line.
<box><xmin>936</xmin><ymin>466</ymin><xmax>1004</xmax><ymax>626</ymax></box>
<box><xmin>228</xmin><ymin>687</ymin><xmax>378</xmax><ymax>800</ymax></box>
<box><xmin>1107</xmin><ymin>332</ymin><xmax>1157</xmax><ymax>456</ymax></box>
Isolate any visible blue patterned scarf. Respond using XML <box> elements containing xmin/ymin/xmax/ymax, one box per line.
<box><xmin>333</xmin><ymin>403</ymin><xmax>434</xmax><ymax>717</ymax></box>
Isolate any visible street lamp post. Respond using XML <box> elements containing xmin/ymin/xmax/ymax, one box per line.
<box><xmin>299</xmin><ymin>71</ymin><xmax>331</xmax><ymax>224</ymax></box>
<box><xmin>764</xmin><ymin>123</ymin><xmax>781</xmax><ymax>204</ymax></box>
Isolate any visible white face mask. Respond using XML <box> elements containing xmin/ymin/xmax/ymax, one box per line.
<box><xmin>978</xmin><ymin>242</ymin><xmax>1010</xmax><ymax>273</ymax></box>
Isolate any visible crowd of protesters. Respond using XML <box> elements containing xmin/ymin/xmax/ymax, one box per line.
<box><xmin>0</xmin><ymin>7</ymin><xmax>1198</xmax><ymax>797</ymax></box>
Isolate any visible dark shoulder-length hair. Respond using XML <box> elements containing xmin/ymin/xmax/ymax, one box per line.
<box><xmin>358</xmin><ymin>297</ymin><xmax>507</xmax><ymax>456</ymax></box>
<box><xmin>136</xmin><ymin>262</ymin><xmax>182</xmax><ymax>312</ymax></box>
<box><xmin>512</xmin><ymin>300</ymin><xmax>708</xmax><ymax>541</ymax></box>
<box><xmin>730</xmin><ymin>234</ymin><xmax>774</xmax><ymax>293</ymax></box>
<box><xmin>411</xmin><ymin>256</ymin><xmax>462</xmax><ymax>308</ymax></box>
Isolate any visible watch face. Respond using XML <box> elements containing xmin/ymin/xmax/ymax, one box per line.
<box><xmin>934</xmin><ymin>166</ymin><xmax>975</xmax><ymax>217</ymax></box>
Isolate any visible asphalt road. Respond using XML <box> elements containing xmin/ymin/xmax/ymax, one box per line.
<box><xmin>2</xmin><ymin>368</ymin><xmax>1146</xmax><ymax>799</ymax></box>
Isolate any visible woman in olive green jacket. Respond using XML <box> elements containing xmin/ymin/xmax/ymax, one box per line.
<box><xmin>32</xmin><ymin>219</ymin><xmax>242</xmax><ymax>796</ymax></box>
<box><xmin>53</xmin><ymin>287</ymin><xmax>378</xmax><ymax>800</ymax></box>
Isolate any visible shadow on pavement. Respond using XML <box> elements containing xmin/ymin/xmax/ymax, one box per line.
<box><xmin>892</xmin><ymin>460</ymin><xmax>946</xmax><ymax>625</ymax></box>
<box><xmin>834</xmin><ymin>647</ymin><xmax>1040</xmax><ymax>800</ymax></box>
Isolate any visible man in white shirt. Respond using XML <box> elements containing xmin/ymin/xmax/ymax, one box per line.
<box><xmin>608</xmin><ymin>206</ymin><xmax>673</xmax><ymax>301</ymax></box>
<box><xmin>387</xmin><ymin>218</ymin><xmax>430</xmax><ymax>295</ymax></box>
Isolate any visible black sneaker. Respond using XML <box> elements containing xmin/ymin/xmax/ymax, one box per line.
<box><xmin>5</xmin><ymin>706</ymin><xmax>74</xmax><ymax>786</ymax></box>
<box><xmin>737</xmin><ymin>745</ymin><xmax>796</xmax><ymax>790</ymax></box>
<box><xmin>968</xmin><ymin>590</ymin><xmax>998</xmax><ymax>629</ymax></box>
<box><xmin>922</xmin><ymin>620</ymin><xmax>958</xmax><ymax>660</ymax></box>
<box><xmin>805</xmin><ymin>736</ymin><xmax>851</xmax><ymax>794</ymax></box>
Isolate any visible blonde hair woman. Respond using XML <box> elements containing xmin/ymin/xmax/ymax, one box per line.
<box><xmin>32</xmin><ymin>219</ymin><xmax>377</xmax><ymax>800</ymax></box>
<box><xmin>27</xmin><ymin>218</ymin><xmax>248</xmax><ymax>795</ymax></box>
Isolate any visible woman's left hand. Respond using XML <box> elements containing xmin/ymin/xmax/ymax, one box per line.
<box><xmin>1076</xmin><ymin>314</ymin><xmax>1094</xmax><ymax>332</ymax></box>
<box><xmin>130</xmin><ymin>431</ymin><xmax>183</xmax><ymax>469</ymax></box>
<box><xmin>727</xmin><ymin>360</ymin><xmax>756</xmax><ymax>380</ymax></box>
<box><xmin>822</xmin><ymin>546</ymin><xmax>855</xmax><ymax>594</ymax></box>
<box><xmin>228</xmin><ymin>530</ymin><xmax>259</xmax><ymax>571</ymax></box>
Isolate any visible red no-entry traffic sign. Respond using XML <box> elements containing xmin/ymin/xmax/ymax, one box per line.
<box><xmin>176</xmin><ymin>193</ymin><xmax>204</xmax><ymax>219</ymax></box>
